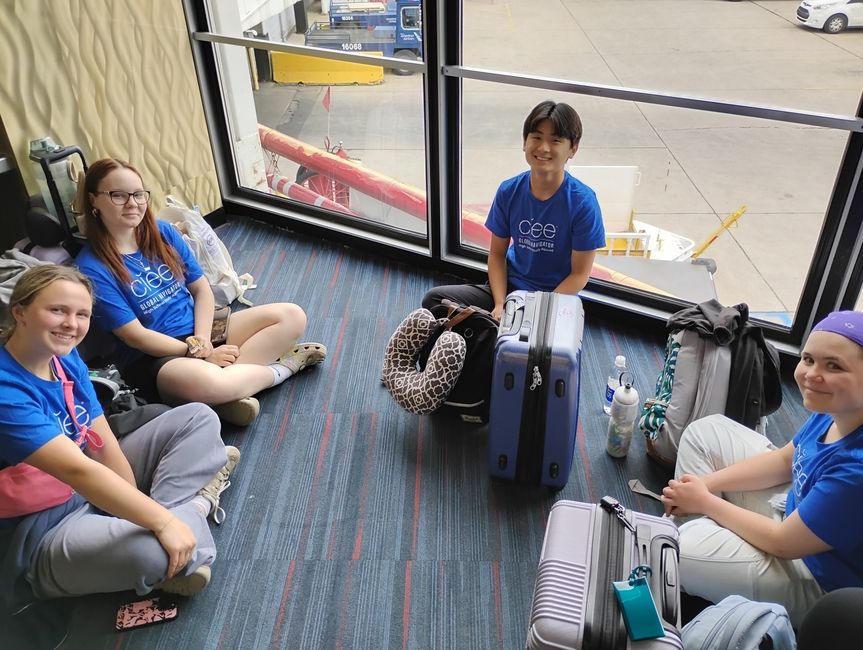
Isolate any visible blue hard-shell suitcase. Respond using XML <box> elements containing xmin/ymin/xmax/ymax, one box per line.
<box><xmin>487</xmin><ymin>290</ymin><xmax>582</xmax><ymax>488</ymax></box>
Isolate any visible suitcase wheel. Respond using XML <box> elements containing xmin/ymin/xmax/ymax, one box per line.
<box><xmin>548</xmin><ymin>463</ymin><xmax>559</xmax><ymax>479</ymax></box>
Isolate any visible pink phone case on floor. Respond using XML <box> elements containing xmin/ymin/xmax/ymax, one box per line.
<box><xmin>115</xmin><ymin>596</ymin><xmax>178</xmax><ymax>631</ymax></box>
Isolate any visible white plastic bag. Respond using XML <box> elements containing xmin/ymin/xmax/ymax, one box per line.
<box><xmin>158</xmin><ymin>196</ymin><xmax>255</xmax><ymax>308</ymax></box>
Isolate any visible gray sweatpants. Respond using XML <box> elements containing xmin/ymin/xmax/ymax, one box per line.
<box><xmin>29</xmin><ymin>403</ymin><xmax>226</xmax><ymax>598</ymax></box>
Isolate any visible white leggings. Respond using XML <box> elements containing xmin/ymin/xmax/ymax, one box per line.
<box><xmin>29</xmin><ymin>403</ymin><xmax>226</xmax><ymax>598</ymax></box>
<box><xmin>675</xmin><ymin>414</ymin><xmax>825</xmax><ymax>627</ymax></box>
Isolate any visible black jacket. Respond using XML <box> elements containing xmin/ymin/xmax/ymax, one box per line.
<box><xmin>667</xmin><ymin>300</ymin><xmax>782</xmax><ymax>429</ymax></box>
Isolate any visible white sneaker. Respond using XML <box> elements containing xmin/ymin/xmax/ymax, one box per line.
<box><xmin>154</xmin><ymin>564</ymin><xmax>211</xmax><ymax>596</ymax></box>
<box><xmin>197</xmin><ymin>446</ymin><xmax>241</xmax><ymax>524</ymax></box>
<box><xmin>213</xmin><ymin>397</ymin><xmax>260</xmax><ymax>426</ymax></box>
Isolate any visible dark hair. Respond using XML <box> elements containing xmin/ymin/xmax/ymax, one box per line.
<box><xmin>522</xmin><ymin>101</ymin><xmax>583</xmax><ymax>146</ymax></box>
<box><xmin>80</xmin><ymin>158</ymin><xmax>184</xmax><ymax>285</ymax></box>
<box><xmin>1</xmin><ymin>265</ymin><xmax>93</xmax><ymax>340</ymax></box>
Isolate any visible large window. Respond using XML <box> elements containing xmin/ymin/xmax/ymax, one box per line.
<box><xmin>202</xmin><ymin>0</ymin><xmax>429</xmax><ymax>242</ymax></box>
<box><xmin>460</xmin><ymin>80</ymin><xmax>848</xmax><ymax>321</ymax></box>
<box><xmin>189</xmin><ymin>0</ymin><xmax>863</xmax><ymax>348</ymax></box>
<box><xmin>462</xmin><ymin>1</ymin><xmax>863</xmax><ymax>116</ymax></box>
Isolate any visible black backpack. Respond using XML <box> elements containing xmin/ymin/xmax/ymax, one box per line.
<box><xmin>418</xmin><ymin>300</ymin><xmax>499</xmax><ymax>423</ymax></box>
<box><xmin>89</xmin><ymin>365</ymin><xmax>171</xmax><ymax>437</ymax></box>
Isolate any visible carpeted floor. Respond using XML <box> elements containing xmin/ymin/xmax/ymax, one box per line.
<box><xmin>7</xmin><ymin>217</ymin><xmax>808</xmax><ymax>649</ymax></box>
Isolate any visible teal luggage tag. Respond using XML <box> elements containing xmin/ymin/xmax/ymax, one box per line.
<box><xmin>612</xmin><ymin>565</ymin><xmax>665</xmax><ymax>641</ymax></box>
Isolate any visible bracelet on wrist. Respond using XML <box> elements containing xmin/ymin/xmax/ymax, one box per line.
<box><xmin>185</xmin><ymin>336</ymin><xmax>204</xmax><ymax>357</ymax></box>
<box><xmin>155</xmin><ymin>515</ymin><xmax>174</xmax><ymax>535</ymax></box>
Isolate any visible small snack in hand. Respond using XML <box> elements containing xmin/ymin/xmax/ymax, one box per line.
<box><xmin>185</xmin><ymin>336</ymin><xmax>205</xmax><ymax>357</ymax></box>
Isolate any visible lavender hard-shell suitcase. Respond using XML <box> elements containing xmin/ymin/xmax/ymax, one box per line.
<box><xmin>488</xmin><ymin>291</ymin><xmax>582</xmax><ymax>488</ymax></box>
<box><xmin>526</xmin><ymin>498</ymin><xmax>683</xmax><ymax>650</ymax></box>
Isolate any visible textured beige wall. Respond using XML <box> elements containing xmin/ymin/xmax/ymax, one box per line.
<box><xmin>0</xmin><ymin>0</ymin><xmax>221</xmax><ymax>215</ymax></box>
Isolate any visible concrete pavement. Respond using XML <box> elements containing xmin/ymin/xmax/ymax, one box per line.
<box><xmin>252</xmin><ymin>0</ymin><xmax>863</xmax><ymax>318</ymax></box>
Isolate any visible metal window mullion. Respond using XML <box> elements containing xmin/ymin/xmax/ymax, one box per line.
<box><xmin>183</xmin><ymin>1</ymin><xmax>238</xmax><ymax>198</ymax></box>
<box><xmin>442</xmin><ymin>65</ymin><xmax>863</xmax><ymax>133</ymax></box>
<box><xmin>790</xmin><ymin>93</ymin><xmax>863</xmax><ymax>344</ymax></box>
<box><xmin>421</xmin><ymin>0</ymin><xmax>441</xmax><ymax>259</ymax></box>
<box><xmin>820</xmin><ymin>100</ymin><xmax>863</xmax><ymax>318</ymax></box>
<box><xmin>840</xmin><ymin>155</ymin><xmax>863</xmax><ymax>311</ymax></box>
<box><xmin>436</xmin><ymin>2</ymin><xmax>463</xmax><ymax>262</ymax></box>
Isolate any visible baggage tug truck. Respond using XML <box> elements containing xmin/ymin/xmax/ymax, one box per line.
<box><xmin>305</xmin><ymin>1</ymin><xmax>422</xmax><ymax>73</ymax></box>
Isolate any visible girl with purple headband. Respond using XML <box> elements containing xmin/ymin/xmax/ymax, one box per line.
<box><xmin>661</xmin><ymin>310</ymin><xmax>863</xmax><ymax>626</ymax></box>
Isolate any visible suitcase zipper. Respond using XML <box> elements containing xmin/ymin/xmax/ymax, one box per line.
<box><xmin>515</xmin><ymin>293</ymin><xmax>554</xmax><ymax>483</ymax></box>
<box><xmin>587</xmin><ymin>498</ymin><xmax>628</xmax><ymax>650</ymax></box>
<box><xmin>597</xmin><ymin>497</ymin><xmax>640</xmax><ymax>650</ymax></box>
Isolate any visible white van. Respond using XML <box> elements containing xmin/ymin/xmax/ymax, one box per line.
<box><xmin>796</xmin><ymin>0</ymin><xmax>863</xmax><ymax>33</ymax></box>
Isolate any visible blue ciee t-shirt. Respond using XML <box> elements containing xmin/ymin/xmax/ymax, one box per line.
<box><xmin>76</xmin><ymin>220</ymin><xmax>204</xmax><ymax>368</ymax></box>
<box><xmin>0</xmin><ymin>347</ymin><xmax>102</xmax><ymax>471</ymax></box>
<box><xmin>785</xmin><ymin>412</ymin><xmax>863</xmax><ymax>592</ymax></box>
<box><xmin>484</xmin><ymin>171</ymin><xmax>605</xmax><ymax>292</ymax></box>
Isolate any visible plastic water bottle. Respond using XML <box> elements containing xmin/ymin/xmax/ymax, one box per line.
<box><xmin>604</xmin><ymin>355</ymin><xmax>628</xmax><ymax>414</ymax></box>
<box><xmin>606</xmin><ymin>375</ymin><xmax>640</xmax><ymax>458</ymax></box>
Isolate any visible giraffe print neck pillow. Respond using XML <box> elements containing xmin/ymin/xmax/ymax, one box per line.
<box><xmin>382</xmin><ymin>308</ymin><xmax>466</xmax><ymax>415</ymax></box>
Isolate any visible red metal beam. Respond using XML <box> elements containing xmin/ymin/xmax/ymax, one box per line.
<box><xmin>259</xmin><ymin>126</ymin><xmax>675</xmax><ymax>297</ymax></box>
<box><xmin>268</xmin><ymin>173</ymin><xmax>357</xmax><ymax>216</ymax></box>
<box><xmin>258</xmin><ymin>125</ymin><xmax>489</xmax><ymax>247</ymax></box>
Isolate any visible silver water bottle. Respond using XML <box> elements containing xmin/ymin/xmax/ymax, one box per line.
<box><xmin>606</xmin><ymin>373</ymin><xmax>639</xmax><ymax>458</ymax></box>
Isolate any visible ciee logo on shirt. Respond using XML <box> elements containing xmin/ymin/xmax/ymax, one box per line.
<box><xmin>129</xmin><ymin>263</ymin><xmax>176</xmax><ymax>299</ymax></box>
<box><xmin>518</xmin><ymin>219</ymin><xmax>557</xmax><ymax>240</ymax></box>
<box><xmin>53</xmin><ymin>404</ymin><xmax>91</xmax><ymax>438</ymax></box>
<box><xmin>517</xmin><ymin>219</ymin><xmax>558</xmax><ymax>252</ymax></box>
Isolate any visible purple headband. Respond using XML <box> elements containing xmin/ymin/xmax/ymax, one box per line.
<box><xmin>812</xmin><ymin>311</ymin><xmax>863</xmax><ymax>348</ymax></box>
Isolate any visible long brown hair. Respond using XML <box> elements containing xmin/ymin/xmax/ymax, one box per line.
<box><xmin>1</xmin><ymin>265</ymin><xmax>93</xmax><ymax>341</ymax></box>
<box><xmin>81</xmin><ymin>158</ymin><xmax>185</xmax><ymax>284</ymax></box>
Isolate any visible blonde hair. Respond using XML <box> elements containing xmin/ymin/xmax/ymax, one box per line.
<box><xmin>1</xmin><ymin>265</ymin><xmax>93</xmax><ymax>341</ymax></box>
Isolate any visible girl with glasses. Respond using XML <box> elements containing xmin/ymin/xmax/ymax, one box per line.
<box><xmin>75</xmin><ymin>158</ymin><xmax>327</xmax><ymax>426</ymax></box>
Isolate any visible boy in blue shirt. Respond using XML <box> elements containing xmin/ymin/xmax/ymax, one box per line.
<box><xmin>422</xmin><ymin>100</ymin><xmax>605</xmax><ymax>320</ymax></box>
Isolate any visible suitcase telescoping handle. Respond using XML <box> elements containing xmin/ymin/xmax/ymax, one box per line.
<box><xmin>500</xmin><ymin>292</ymin><xmax>525</xmax><ymax>334</ymax></box>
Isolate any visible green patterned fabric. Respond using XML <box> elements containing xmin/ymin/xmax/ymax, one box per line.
<box><xmin>638</xmin><ymin>331</ymin><xmax>682</xmax><ymax>440</ymax></box>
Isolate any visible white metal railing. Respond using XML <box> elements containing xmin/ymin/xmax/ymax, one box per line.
<box><xmin>441</xmin><ymin>65</ymin><xmax>863</xmax><ymax>133</ymax></box>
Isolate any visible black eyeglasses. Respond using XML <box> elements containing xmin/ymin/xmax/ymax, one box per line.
<box><xmin>95</xmin><ymin>190</ymin><xmax>151</xmax><ymax>206</ymax></box>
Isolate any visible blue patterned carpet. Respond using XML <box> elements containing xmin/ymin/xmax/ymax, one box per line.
<box><xmin>8</xmin><ymin>217</ymin><xmax>808</xmax><ymax>649</ymax></box>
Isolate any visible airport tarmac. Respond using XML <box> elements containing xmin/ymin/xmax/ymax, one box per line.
<box><xmin>252</xmin><ymin>0</ymin><xmax>863</xmax><ymax>318</ymax></box>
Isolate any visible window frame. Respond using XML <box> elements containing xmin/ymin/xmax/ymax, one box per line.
<box><xmin>185</xmin><ymin>0</ymin><xmax>863</xmax><ymax>351</ymax></box>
